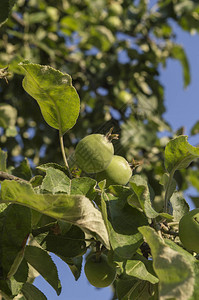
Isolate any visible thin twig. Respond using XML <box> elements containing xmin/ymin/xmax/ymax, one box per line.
<box><xmin>0</xmin><ymin>171</ymin><xmax>28</xmax><ymax>182</ymax></box>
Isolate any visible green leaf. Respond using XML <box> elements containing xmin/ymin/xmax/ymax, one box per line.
<box><xmin>170</xmin><ymin>44</ymin><xmax>190</xmax><ymax>88</ymax></box>
<box><xmin>189</xmin><ymin>196</ymin><xmax>199</xmax><ymax>208</ymax></box>
<box><xmin>125</xmin><ymin>260</ymin><xmax>159</xmax><ymax>284</ymax></box>
<box><xmin>139</xmin><ymin>226</ymin><xmax>195</xmax><ymax>300</ymax></box>
<box><xmin>12</xmin><ymin>158</ymin><xmax>32</xmax><ymax>181</ymax></box>
<box><xmin>34</xmin><ymin>225</ymin><xmax>86</xmax><ymax>258</ymax></box>
<box><xmin>170</xmin><ymin>192</ymin><xmax>189</xmax><ymax>222</ymax></box>
<box><xmin>188</xmin><ymin>169</ymin><xmax>199</xmax><ymax>192</ymax></box>
<box><xmin>101</xmin><ymin>186</ymin><xmax>148</xmax><ymax>259</ymax></box>
<box><xmin>0</xmin><ymin>0</ymin><xmax>17</xmax><ymax>26</ymax></box>
<box><xmin>30</xmin><ymin>175</ymin><xmax>43</xmax><ymax>188</ymax></box>
<box><xmin>14</xmin><ymin>258</ymin><xmax>29</xmax><ymax>283</ymax></box>
<box><xmin>21</xmin><ymin>282</ymin><xmax>47</xmax><ymax>300</ymax></box>
<box><xmin>165</xmin><ymin>135</ymin><xmax>199</xmax><ymax>173</ymax></box>
<box><xmin>0</xmin><ymin>204</ymin><xmax>31</xmax><ymax>278</ymax></box>
<box><xmin>116</xmin><ymin>278</ymin><xmax>156</xmax><ymax>300</ymax></box>
<box><xmin>41</xmin><ymin>165</ymin><xmax>97</xmax><ymax>199</ymax></box>
<box><xmin>129</xmin><ymin>175</ymin><xmax>159</xmax><ymax>219</ymax></box>
<box><xmin>160</xmin><ymin>173</ymin><xmax>177</xmax><ymax>201</ymax></box>
<box><xmin>0</xmin><ymin>280</ymin><xmax>12</xmax><ymax>299</ymax></box>
<box><xmin>190</xmin><ymin>120</ymin><xmax>199</xmax><ymax>136</ymax></box>
<box><xmin>165</xmin><ymin>239</ymin><xmax>199</xmax><ymax>300</ymax></box>
<box><xmin>24</xmin><ymin>245</ymin><xmax>61</xmax><ymax>295</ymax></box>
<box><xmin>129</xmin><ymin>175</ymin><xmax>172</xmax><ymax>220</ymax></box>
<box><xmin>41</xmin><ymin>167</ymin><xmax>70</xmax><ymax>194</ymax></box>
<box><xmin>59</xmin><ymin>256</ymin><xmax>82</xmax><ymax>281</ymax></box>
<box><xmin>1</xmin><ymin>180</ymin><xmax>110</xmax><ymax>249</ymax></box>
<box><xmin>0</xmin><ymin>148</ymin><xmax>7</xmax><ymax>172</ymax></box>
<box><xmin>19</xmin><ymin>62</ymin><xmax>80</xmax><ymax>135</ymax></box>
<box><xmin>37</xmin><ymin>163</ymin><xmax>68</xmax><ymax>174</ymax></box>
<box><xmin>9</xmin><ymin>276</ymin><xmax>24</xmax><ymax>296</ymax></box>
<box><xmin>70</xmin><ymin>177</ymin><xmax>97</xmax><ymax>200</ymax></box>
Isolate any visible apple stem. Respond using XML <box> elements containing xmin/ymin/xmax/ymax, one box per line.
<box><xmin>106</xmin><ymin>127</ymin><xmax>119</xmax><ymax>142</ymax></box>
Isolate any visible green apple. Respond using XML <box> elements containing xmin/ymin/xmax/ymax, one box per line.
<box><xmin>179</xmin><ymin>208</ymin><xmax>199</xmax><ymax>252</ymax></box>
<box><xmin>96</xmin><ymin>155</ymin><xmax>132</xmax><ymax>186</ymax></box>
<box><xmin>84</xmin><ymin>254</ymin><xmax>116</xmax><ymax>288</ymax></box>
<box><xmin>75</xmin><ymin>134</ymin><xmax>114</xmax><ymax>173</ymax></box>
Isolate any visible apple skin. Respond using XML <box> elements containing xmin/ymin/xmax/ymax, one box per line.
<box><xmin>84</xmin><ymin>254</ymin><xmax>116</xmax><ymax>288</ymax></box>
<box><xmin>179</xmin><ymin>208</ymin><xmax>199</xmax><ymax>253</ymax></box>
<box><xmin>96</xmin><ymin>155</ymin><xmax>132</xmax><ymax>186</ymax></box>
<box><xmin>75</xmin><ymin>134</ymin><xmax>114</xmax><ymax>174</ymax></box>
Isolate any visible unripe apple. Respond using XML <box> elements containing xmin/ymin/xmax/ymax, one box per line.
<box><xmin>96</xmin><ymin>155</ymin><xmax>132</xmax><ymax>186</ymax></box>
<box><xmin>179</xmin><ymin>208</ymin><xmax>199</xmax><ymax>253</ymax></box>
<box><xmin>75</xmin><ymin>134</ymin><xmax>114</xmax><ymax>173</ymax></box>
<box><xmin>84</xmin><ymin>254</ymin><xmax>116</xmax><ymax>288</ymax></box>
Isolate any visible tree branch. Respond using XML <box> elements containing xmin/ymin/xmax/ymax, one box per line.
<box><xmin>0</xmin><ymin>171</ymin><xmax>28</xmax><ymax>182</ymax></box>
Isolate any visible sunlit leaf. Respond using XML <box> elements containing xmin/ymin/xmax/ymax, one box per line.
<box><xmin>170</xmin><ymin>192</ymin><xmax>189</xmax><ymax>222</ymax></box>
<box><xmin>19</xmin><ymin>62</ymin><xmax>80</xmax><ymax>135</ymax></box>
<box><xmin>165</xmin><ymin>135</ymin><xmax>199</xmax><ymax>173</ymax></box>
<box><xmin>41</xmin><ymin>167</ymin><xmax>70</xmax><ymax>194</ymax></box>
<box><xmin>139</xmin><ymin>226</ymin><xmax>194</xmax><ymax>300</ymax></box>
<box><xmin>125</xmin><ymin>259</ymin><xmax>159</xmax><ymax>284</ymax></box>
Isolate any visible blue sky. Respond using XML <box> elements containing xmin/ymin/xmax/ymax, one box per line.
<box><xmin>34</xmin><ymin>22</ymin><xmax>199</xmax><ymax>300</ymax></box>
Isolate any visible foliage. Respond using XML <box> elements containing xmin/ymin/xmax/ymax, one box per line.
<box><xmin>1</xmin><ymin>1</ymin><xmax>199</xmax><ymax>299</ymax></box>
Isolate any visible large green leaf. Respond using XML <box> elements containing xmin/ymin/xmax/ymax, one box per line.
<box><xmin>101</xmin><ymin>186</ymin><xmax>148</xmax><ymax>258</ymax></box>
<box><xmin>19</xmin><ymin>62</ymin><xmax>80</xmax><ymax>135</ymax></box>
<box><xmin>139</xmin><ymin>226</ymin><xmax>194</xmax><ymax>300</ymax></box>
<box><xmin>165</xmin><ymin>239</ymin><xmax>199</xmax><ymax>300</ymax></box>
<box><xmin>0</xmin><ymin>204</ymin><xmax>31</xmax><ymax>278</ymax></box>
<box><xmin>24</xmin><ymin>245</ymin><xmax>61</xmax><ymax>295</ymax></box>
<box><xmin>1</xmin><ymin>180</ymin><xmax>109</xmax><ymax>249</ymax></box>
<box><xmin>165</xmin><ymin>135</ymin><xmax>199</xmax><ymax>174</ymax></box>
